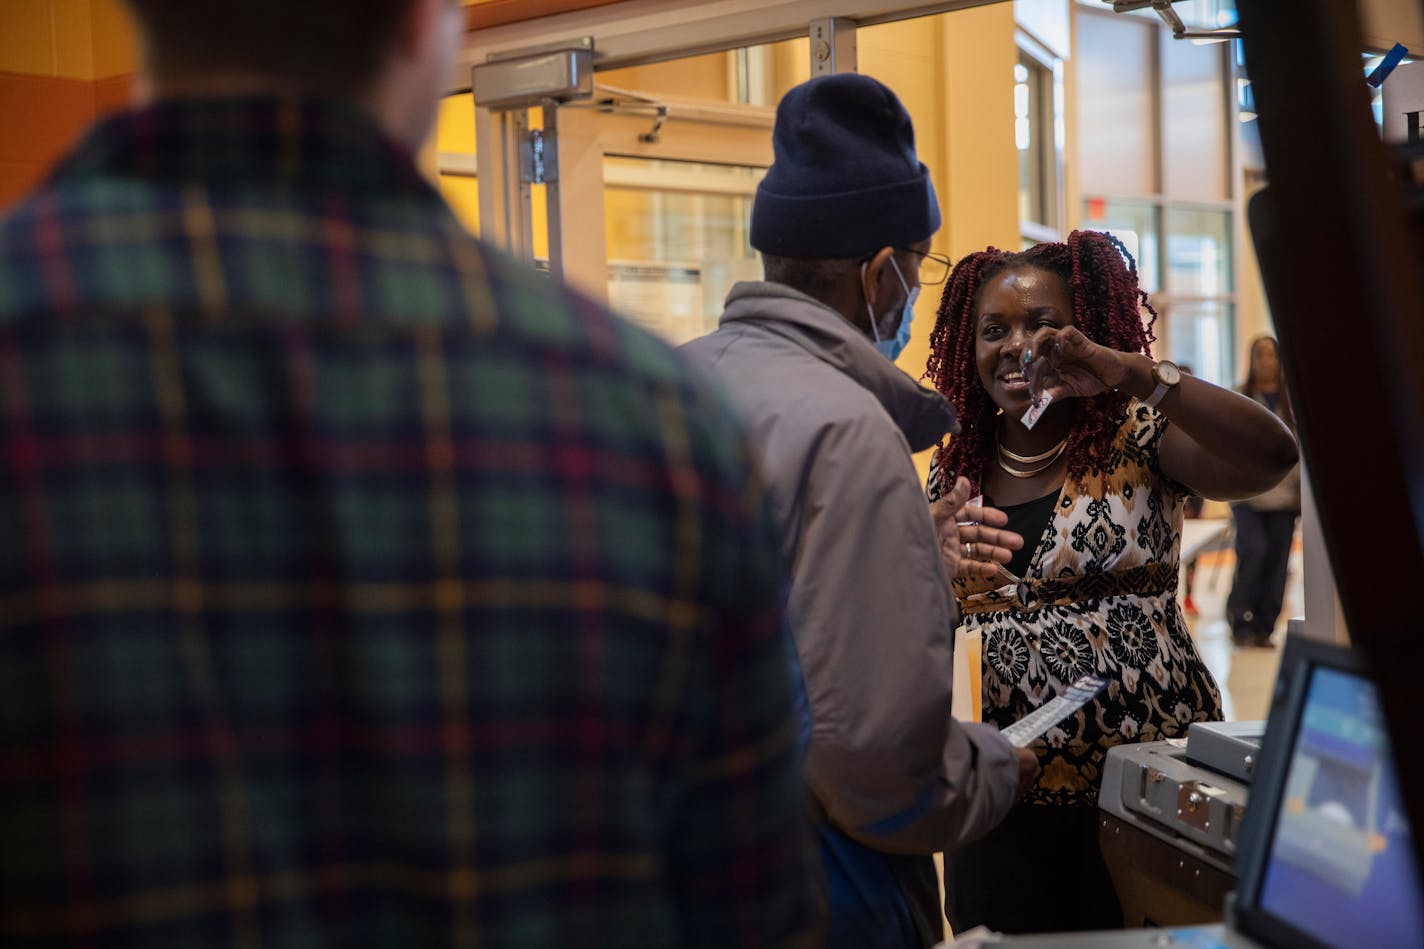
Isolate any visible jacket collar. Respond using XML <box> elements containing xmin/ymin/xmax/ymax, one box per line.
<box><xmin>720</xmin><ymin>281</ymin><xmax>958</xmax><ymax>452</ymax></box>
<box><xmin>50</xmin><ymin>95</ymin><xmax>437</xmax><ymax>201</ymax></box>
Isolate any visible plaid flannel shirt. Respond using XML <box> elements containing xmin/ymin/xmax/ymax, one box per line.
<box><xmin>0</xmin><ymin>97</ymin><xmax>815</xmax><ymax>948</ymax></box>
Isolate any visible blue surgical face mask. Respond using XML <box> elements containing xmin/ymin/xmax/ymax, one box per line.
<box><xmin>866</xmin><ymin>256</ymin><xmax>919</xmax><ymax>362</ymax></box>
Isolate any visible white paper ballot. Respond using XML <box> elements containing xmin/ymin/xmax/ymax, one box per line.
<box><xmin>1000</xmin><ymin>674</ymin><xmax>1109</xmax><ymax>748</ymax></box>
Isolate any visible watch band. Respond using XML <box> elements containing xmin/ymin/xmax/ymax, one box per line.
<box><xmin>1143</xmin><ymin>359</ymin><xmax>1180</xmax><ymax>409</ymax></box>
<box><xmin>1144</xmin><ymin>380</ymin><xmax>1170</xmax><ymax>409</ymax></box>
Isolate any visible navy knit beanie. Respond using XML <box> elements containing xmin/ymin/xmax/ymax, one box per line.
<box><xmin>750</xmin><ymin>73</ymin><xmax>941</xmax><ymax>259</ymax></box>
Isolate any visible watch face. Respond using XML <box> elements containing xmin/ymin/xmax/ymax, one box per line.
<box><xmin>1156</xmin><ymin>361</ymin><xmax>1182</xmax><ymax>386</ymax></box>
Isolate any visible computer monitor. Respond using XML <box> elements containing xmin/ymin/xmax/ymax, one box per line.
<box><xmin>1233</xmin><ymin>636</ymin><xmax>1424</xmax><ymax>949</ymax></box>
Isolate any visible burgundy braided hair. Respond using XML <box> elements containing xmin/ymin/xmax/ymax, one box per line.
<box><xmin>923</xmin><ymin>230</ymin><xmax>1157</xmax><ymax>495</ymax></box>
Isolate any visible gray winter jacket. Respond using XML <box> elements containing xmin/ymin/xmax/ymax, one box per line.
<box><xmin>682</xmin><ymin>282</ymin><xmax>1021</xmax><ymax>859</ymax></box>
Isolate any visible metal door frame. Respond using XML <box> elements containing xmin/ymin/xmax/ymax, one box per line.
<box><xmin>465</xmin><ymin>0</ymin><xmax>999</xmax><ymax>302</ymax></box>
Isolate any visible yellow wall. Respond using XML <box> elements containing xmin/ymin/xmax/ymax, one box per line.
<box><xmin>857</xmin><ymin>18</ymin><xmax>949</xmax><ymax>471</ymax></box>
<box><xmin>0</xmin><ymin>0</ymin><xmax>134</xmax><ymax>80</ymax></box>
<box><xmin>860</xmin><ymin>7</ymin><xmax>1021</xmax><ymax>477</ymax></box>
<box><xmin>90</xmin><ymin>0</ymin><xmax>136</xmax><ymax>78</ymax></box>
<box><xmin>433</xmin><ymin>94</ymin><xmax>481</xmax><ymax>233</ymax></box>
<box><xmin>771</xmin><ymin>38</ymin><xmax>811</xmax><ymax>99</ymax></box>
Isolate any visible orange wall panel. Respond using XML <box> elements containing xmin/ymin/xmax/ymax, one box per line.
<box><xmin>0</xmin><ymin>72</ymin><xmax>95</xmax><ymax>164</ymax></box>
<box><xmin>0</xmin><ymin>68</ymin><xmax>134</xmax><ymax>209</ymax></box>
<box><xmin>94</xmin><ymin>73</ymin><xmax>134</xmax><ymax>116</ymax></box>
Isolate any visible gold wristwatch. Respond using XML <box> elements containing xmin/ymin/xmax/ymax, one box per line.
<box><xmin>1143</xmin><ymin>360</ymin><xmax>1182</xmax><ymax>409</ymax></box>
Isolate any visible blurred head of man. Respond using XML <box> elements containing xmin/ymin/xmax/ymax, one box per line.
<box><xmin>122</xmin><ymin>0</ymin><xmax>463</xmax><ymax>149</ymax></box>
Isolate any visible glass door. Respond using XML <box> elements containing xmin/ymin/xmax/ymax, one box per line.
<box><xmin>604</xmin><ymin>158</ymin><xmax>765</xmax><ymax>344</ymax></box>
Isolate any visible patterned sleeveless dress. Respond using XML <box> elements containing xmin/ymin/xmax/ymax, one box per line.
<box><xmin>932</xmin><ymin>403</ymin><xmax>1224</xmax><ymax>806</ymax></box>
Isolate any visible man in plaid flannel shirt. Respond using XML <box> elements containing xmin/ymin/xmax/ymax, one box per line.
<box><xmin>0</xmin><ymin>0</ymin><xmax>816</xmax><ymax>945</ymax></box>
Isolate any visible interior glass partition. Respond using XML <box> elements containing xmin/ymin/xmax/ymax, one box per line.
<box><xmin>603</xmin><ymin>158</ymin><xmax>764</xmax><ymax>344</ymax></box>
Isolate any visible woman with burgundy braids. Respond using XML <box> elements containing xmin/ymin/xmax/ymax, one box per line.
<box><xmin>923</xmin><ymin>231</ymin><xmax>1297</xmax><ymax>934</ymax></box>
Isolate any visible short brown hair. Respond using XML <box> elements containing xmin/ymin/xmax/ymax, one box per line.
<box><xmin>124</xmin><ymin>1</ymin><xmax>420</xmax><ymax>94</ymax></box>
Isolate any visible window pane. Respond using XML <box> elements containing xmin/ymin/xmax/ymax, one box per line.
<box><xmin>1077</xmin><ymin>13</ymin><xmax>1156</xmax><ymax>195</ymax></box>
<box><xmin>1165</xmin><ymin>299</ymin><xmax>1234</xmax><ymax>387</ymax></box>
<box><xmin>1082</xmin><ymin>198</ymin><xmax>1160</xmax><ymax>292</ymax></box>
<box><xmin>603</xmin><ymin>158</ymin><xmax>764</xmax><ymax>345</ymax></box>
<box><xmin>1016</xmin><ymin>0</ymin><xmax>1071</xmax><ymax>59</ymax></box>
<box><xmin>1017</xmin><ymin>54</ymin><xmax>1053</xmax><ymax>226</ymax></box>
<box><xmin>1165</xmin><ymin>207</ymin><xmax>1231</xmax><ymax>296</ymax></box>
<box><xmin>1162</xmin><ymin>36</ymin><xmax>1229</xmax><ymax>202</ymax></box>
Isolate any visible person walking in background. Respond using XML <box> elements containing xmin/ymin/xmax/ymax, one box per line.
<box><xmin>682</xmin><ymin>73</ymin><xmax>1036</xmax><ymax>948</ymax></box>
<box><xmin>922</xmin><ymin>233</ymin><xmax>1299</xmax><ymax>934</ymax></box>
<box><xmin>1226</xmin><ymin>336</ymin><xmax>1302</xmax><ymax>648</ymax></box>
<box><xmin>0</xmin><ymin>1</ymin><xmax>817</xmax><ymax>945</ymax></box>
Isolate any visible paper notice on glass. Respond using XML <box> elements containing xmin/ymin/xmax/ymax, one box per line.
<box><xmin>606</xmin><ymin>262</ymin><xmax>703</xmax><ymax>345</ymax></box>
<box><xmin>1000</xmin><ymin>674</ymin><xmax>1109</xmax><ymax>748</ymax></box>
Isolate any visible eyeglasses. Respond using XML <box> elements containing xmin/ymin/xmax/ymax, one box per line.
<box><xmin>861</xmin><ymin>247</ymin><xmax>954</xmax><ymax>286</ymax></box>
<box><xmin>900</xmin><ymin>248</ymin><xmax>953</xmax><ymax>286</ymax></box>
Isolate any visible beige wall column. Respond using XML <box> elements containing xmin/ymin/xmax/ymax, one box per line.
<box><xmin>927</xmin><ymin>5</ymin><xmax>1020</xmax><ymax>477</ymax></box>
<box><xmin>1061</xmin><ymin>8</ymin><xmax>1082</xmax><ymax>235</ymax></box>
<box><xmin>938</xmin><ymin>5</ymin><xmax>1023</xmax><ymax>260</ymax></box>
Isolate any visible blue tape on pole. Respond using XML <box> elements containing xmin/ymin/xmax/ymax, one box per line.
<box><xmin>1366</xmin><ymin>43</ymin><xmax>1409</xmax><ymax>89</ymax></box>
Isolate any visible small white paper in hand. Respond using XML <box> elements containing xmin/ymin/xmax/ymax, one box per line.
<box><xmin>1000</xmin><ymin>674</ymin><xmax>1109</xmax><ymax>748</ymax></box>
<box><xmin>1021</xmin><ymin>390</ymin><xmax>1054</xmax><ymax>430</ymax></box>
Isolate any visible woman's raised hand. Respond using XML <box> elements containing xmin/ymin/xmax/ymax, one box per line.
<box><xmin>1027</xmin><ymin>326</ymin><xmax>1131</xmax><ymax>403</ymax></box>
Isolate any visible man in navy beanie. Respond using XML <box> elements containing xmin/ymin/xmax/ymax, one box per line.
<box><xmin>682</xmin><ymin>73</ymin><xmax>1037</xmax><ymax>948</ymax></box>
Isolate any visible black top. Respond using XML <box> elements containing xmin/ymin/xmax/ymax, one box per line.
<box><xmin>989</xmin><ymin>489</ymin><xmax>1061</xmax><ymax>579</ymax></box>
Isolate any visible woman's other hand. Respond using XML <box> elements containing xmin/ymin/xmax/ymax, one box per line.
<box><xmin>1014</xmin><ymin>747</ymin><xmax>1041</xmax><ymax>800</ymax></box>
<box><xmin>930</xmin><ymin>476</ymin><xmax>1024</xmax><ymax>582</ymax></box>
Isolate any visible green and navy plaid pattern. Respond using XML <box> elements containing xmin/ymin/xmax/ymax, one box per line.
<box><xmin>0</xmin><ymin>97</ymin><xmax>814</xmax><ymax>948</ymax></box>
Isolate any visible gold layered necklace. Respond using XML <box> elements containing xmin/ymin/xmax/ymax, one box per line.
<box><xmin>996</xmin><ymin>436</ymin><xmax>1068</xmax><ymax>478</ymax></box>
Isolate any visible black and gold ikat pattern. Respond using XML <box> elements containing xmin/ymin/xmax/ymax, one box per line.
<box><xmin>943</xmin><ymin>405</ymin><xmax>1225</xmax><ymax>806</ymax></box>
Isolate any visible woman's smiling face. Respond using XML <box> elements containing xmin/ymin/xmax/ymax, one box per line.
<box><xmin>974</xmin><ymin>266</ymin><xmax>1075</xmax><ymax>413</ymax></box>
